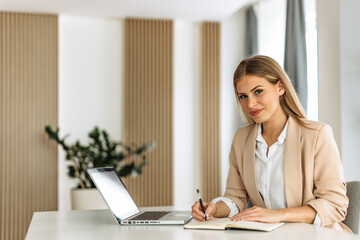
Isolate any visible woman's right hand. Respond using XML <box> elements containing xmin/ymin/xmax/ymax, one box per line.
<box><xmin>191</xmin><ymin>201</ymin><xmax>216</xmax><ymax>221</ymax></box>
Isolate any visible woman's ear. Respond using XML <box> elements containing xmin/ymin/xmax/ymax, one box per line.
<box><xmin>277</xmin><ymin>80</ymin><xmax>285</xmax><ymax>96</ymax></box>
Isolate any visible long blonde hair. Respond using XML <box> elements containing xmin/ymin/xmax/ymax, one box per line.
<box><xmin>233</xmin><ymin>55</ymin><xmax>306</xmax><ymax>125</ymax></box>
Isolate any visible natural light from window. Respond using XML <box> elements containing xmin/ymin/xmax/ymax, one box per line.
<box><xmin>305</xmin><ymin>0</ymin><xmax>318</xmax><ymax>121</ymax></box>
<box><xmin>257</xmin><ymin>0</ymin><xmax>318</xmax><ymax>120</ymax></box>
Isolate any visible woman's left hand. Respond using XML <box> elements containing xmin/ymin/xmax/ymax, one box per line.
<box><xmin>230</xmin><ymin>206</ymin><xmax>284</xmax><ymax>223</ymax></box>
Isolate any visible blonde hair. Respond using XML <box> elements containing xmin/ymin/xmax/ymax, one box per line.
<box><xmin>233</xmin><ymin>55</ymin><xmax>306</xmax><ymax>125</ymax></box>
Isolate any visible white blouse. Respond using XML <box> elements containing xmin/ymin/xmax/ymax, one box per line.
<box><xmin>255</xmin><ymin>121</ymin><xmax>288</xmax><ymax>209</ymax></box>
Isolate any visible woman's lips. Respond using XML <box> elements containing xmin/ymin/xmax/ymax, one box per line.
<box><xmin>250</xmin><ymin>109</ymin><xmax>263</xmax><ymax>117</ymax></box>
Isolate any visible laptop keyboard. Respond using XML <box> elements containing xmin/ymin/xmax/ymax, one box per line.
<box><xmin>129</xmin><ymin>211</ymin><xmax>170</xmax><ymax>220</ymax></box>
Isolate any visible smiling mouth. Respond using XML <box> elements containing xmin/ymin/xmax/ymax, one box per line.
<box><xmin>250</xmin><ymin>109</ymin><xmax>263</xmax><ymax>117</ymax></box>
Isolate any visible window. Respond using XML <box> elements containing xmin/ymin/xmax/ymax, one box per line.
<box><xmin>257</xmin><ymin>0</ymin><xmax>318</xmax><ymax>120</ymax></box>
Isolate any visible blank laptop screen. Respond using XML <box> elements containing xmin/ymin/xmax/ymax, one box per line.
<box><xmin>89</xmin><ymin>169</ymin><xmax>140</xmax><ymax>220</ymax></box>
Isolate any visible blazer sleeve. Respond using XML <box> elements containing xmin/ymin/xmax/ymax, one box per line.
<box><xmin>223</xmin><ymin>139</ymin><xmax>249</xmax><ymax>211</ymax></box>
<box><xmin>305</xmin><ymin>124</ymin><xmax>349</xmax><ymax>227</ymax></box>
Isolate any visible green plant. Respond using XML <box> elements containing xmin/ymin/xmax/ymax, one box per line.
<box><xmin>45</xmin><ymin>126</ymin><xmax>155</xmax><ymax>189</ymax></box>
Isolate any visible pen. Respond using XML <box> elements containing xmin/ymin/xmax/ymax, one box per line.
<box><xmin>196</xmin><ymin>188</ymin><xmax>207</xmax><ymax>221</ymax></box>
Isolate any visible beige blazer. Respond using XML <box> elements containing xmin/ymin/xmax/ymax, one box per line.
<box><xmin>224</xmin><ymin>116</ymin><xmax>351</xmax><ymax>233</ymax></box>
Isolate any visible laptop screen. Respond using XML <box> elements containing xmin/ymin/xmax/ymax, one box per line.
<box><xmin>88</xmin><ymin>168</ymin><xmax>140</xmax><ymax>220</ymax></box>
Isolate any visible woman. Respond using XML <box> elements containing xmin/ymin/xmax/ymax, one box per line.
<box><xmin>191</xmin><ymin>55</ymin><xmax>351</xmax><ymax>233</ymax></box>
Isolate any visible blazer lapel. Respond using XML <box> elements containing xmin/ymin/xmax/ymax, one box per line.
<box><xmin>284</xmin><ymin>117</ymin><xmax>303</xmax><ymax>208</ymax></box>
<box><xmin>242</xmin><ymin>123</ymin><xmax>266</xmax><ymax>208</ymax></box>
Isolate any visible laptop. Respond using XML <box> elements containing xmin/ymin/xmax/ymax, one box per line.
<box><xmin>87</xmin><ymin>167</ymin><xmax>192</xmax><ymax>225</ymax></box>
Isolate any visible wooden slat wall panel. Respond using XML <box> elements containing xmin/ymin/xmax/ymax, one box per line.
<box><xmin>123</xmin><ymin>19</ymin><xmax>173</xmax><ymax>206</ymax></box>
<box><xmin>201</xmin><ymin>22</ymin><xmax>221</xmax><ymax>202</ymax></box>
<box><xmin>0</xmin><ymin>12</ymin><xmax>58</xmax><ymax>240</ymax></box>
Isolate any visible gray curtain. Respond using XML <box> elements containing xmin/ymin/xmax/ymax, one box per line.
<box><xmin>284</xmin><ymin>0</ymin><xmax>307</xmax><ymax>112</ymax></box>
<box><xmin>246</xmin><ymin>6</ymin><xmax>258</xmax><ymax>56</ymax></box>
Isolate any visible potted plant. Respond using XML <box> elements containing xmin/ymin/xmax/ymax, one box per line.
<box><xmin>45</xmin><ymin>125</ymin><xmax>155</xmax><ymax>210</ymax></box>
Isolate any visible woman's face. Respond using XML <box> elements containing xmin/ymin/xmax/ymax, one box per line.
<box><xmin>236</xmin><ymin>75</ymin><xmax>285</xmax><ymax>124</ymax></box>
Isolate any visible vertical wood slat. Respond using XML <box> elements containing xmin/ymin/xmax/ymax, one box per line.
<box><xmin>0</xmin><ymin>12</ymin><xmax>58</xmax><ymax>240</ymax></box>
<box><xmin>123</xmin><ymin>19</ymin><xmax>173</xmax><ymax>207</ymax></box>
<box><xmin>201</xmin><ymin>22</ymin><xmax>221</xmax><ymax>202</ymax></box>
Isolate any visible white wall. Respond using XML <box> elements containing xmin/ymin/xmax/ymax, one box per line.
<box><xmin>340</xmin><ymin>0</ymin><xmax>360</xmax><ymax>181</ymax></box>
<box><xmin>317</xmin><ymin>0</ymin><xmax>360</xmax><ymax>181</ymax></box>
<box><xmin>173</xmin><ymin>20</ymin><xmax>201</xmax><ymax>209</ymax></box>
<box><xmin>59</xmin><ymin>16</ymin><xmax>123</xmax><ymax>210</ymax></box>
<box><xmin>317</xmin><ymin>0</ymin><xmax>342</xmax><ymax>152</ymax></box>
<box><xmin>220</xmin><ymin>8</ymin><xmax>247</xmax><ymax>194</ymax></box>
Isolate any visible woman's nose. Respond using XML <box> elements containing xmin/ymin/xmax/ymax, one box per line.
<box><xmin>247</xmin><ymin>96</ymin><xmax>257</xmax><ymax>108</ymax></box>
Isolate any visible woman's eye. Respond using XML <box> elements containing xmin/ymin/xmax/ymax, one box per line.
<box><xmin>255</xmin><ymin>89</ymin><xmax>263</xmax><ymax>95</ymax></box>
<box><xmin>239</xmin><ymin>95</ymin><xmax>247</xmax><ymax>100</ymax></box>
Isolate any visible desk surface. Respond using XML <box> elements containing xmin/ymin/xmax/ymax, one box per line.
<box><xmin>26</xmin><ymin>208</ymin><xmax>359</xmax><ymax>240</ymax></box>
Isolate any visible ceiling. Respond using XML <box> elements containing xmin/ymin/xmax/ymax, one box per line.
<box><xmin>0</xmin><ymin>0</ymin><xmax>253</xmax><ymax>21</ymax></box>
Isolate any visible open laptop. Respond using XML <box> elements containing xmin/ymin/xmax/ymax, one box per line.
<box><xmin>87</xmin><ymin>167</ymin><xmax>192</xmax><ymax>225</ymax></box>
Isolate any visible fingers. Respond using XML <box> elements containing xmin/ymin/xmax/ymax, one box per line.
<box><xmin>204</xmin><ymin>202</ymin><xmax>215</xmax><ymax>219</ymax></box>
<box><xmin>191</xmin><ymin>201</ymin><xmax>206</xmax><ymax>221</ymax></box>
<box><xmin>229</xmin><ymin>206</ymin><xmax>280</xmax><ymax>223</ymax></box>
<box><xmin>230</xmin><ymin>211</ymin><xmax>246</xmax><ymax>222</ymax></box>
<box><xmin>191</xmin><ymin>201</ymin><xmax>214</xmax><ymax>221</ymax></box>
<box><xmin>230</xmin><ymin>206</ymin><xmax>261</xmax><ymax>222</ymax></box>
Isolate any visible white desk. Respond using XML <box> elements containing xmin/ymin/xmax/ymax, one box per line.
<box><xmin>26</xmin><ymin>209</ymin><xmax>359</xmax><ymax>240</ymax></box>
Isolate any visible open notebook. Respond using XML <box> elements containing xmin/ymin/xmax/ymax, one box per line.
<box><xmin>184</xmin><ymin>218</ymin><xmax>284</xmax><ymax>232</ymax></box>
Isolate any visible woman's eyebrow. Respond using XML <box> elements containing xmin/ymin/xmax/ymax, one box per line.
<box><xmin>238</xmin><ymin>85</ymin><xmax>264</xmax><ymax>95</ymax></box>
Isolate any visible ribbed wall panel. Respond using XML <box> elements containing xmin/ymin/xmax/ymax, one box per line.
<box><xmin>123</xmin><ymin>19</ymin><xmax>173</xmax><ymax>206</ymax></box>
<box><xmin>201</xmin><ymin>22</ymin><xmax>221</xmax><ymax>202</ymax></box>
<box><xmin>0</xmin><ymin>12</ymin><xmax>58</xmax><ymax>240</ymax></box>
